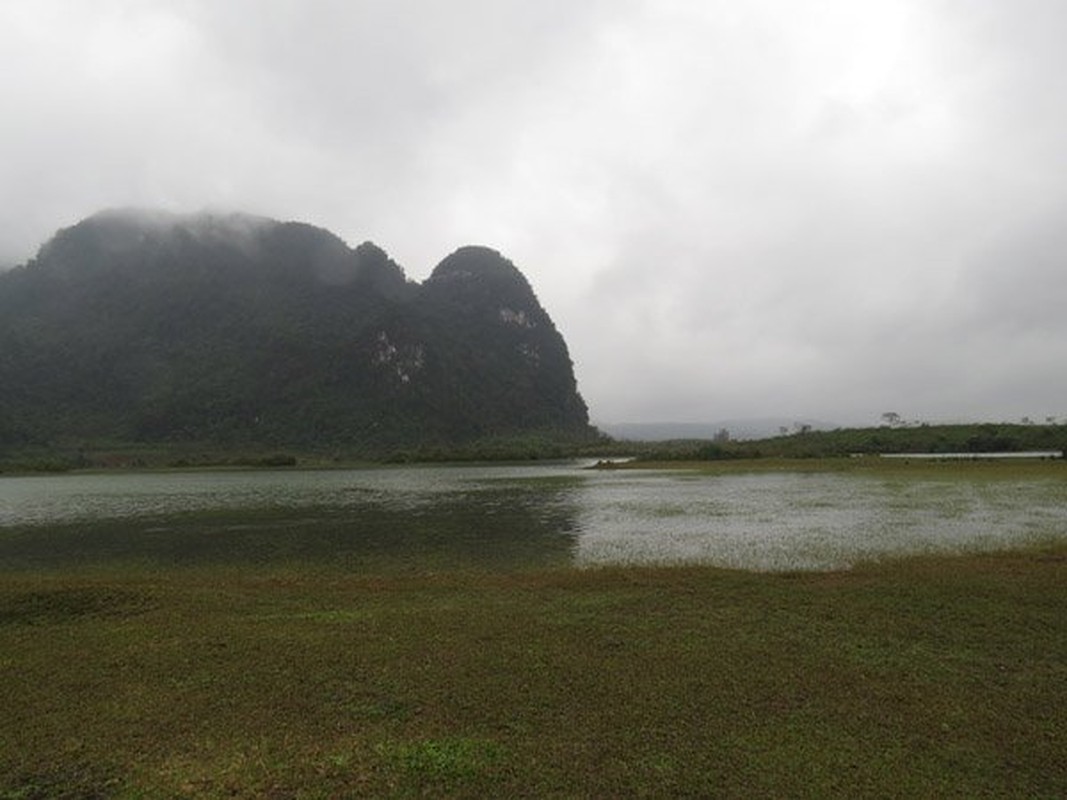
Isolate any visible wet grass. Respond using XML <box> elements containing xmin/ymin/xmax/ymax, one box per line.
<box><xmin>620</xmin><ymin>455</ymin><xmax>1067</xmax><ymax>479</ymax></box>
<box><xmin>1</xmin><ymin>541</ymin><xmax>1065</xmax><ymax>798</ymax></box>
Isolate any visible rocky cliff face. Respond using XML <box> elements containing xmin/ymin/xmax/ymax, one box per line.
<box><xmin>0</xmin><ymin>210</ymin><xmax>592</xmax><ymax>451</ymax></box>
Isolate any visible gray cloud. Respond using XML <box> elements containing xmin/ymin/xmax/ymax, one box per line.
<box><xmin>3</xmin><ymin>0</ymin><xmax>1066</xmax><ymax>426</ymax></box>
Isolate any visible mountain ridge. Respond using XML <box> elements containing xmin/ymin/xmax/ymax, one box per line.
<box><xmin>0</xmin><ymin>209</ymin><xmax>594</xmax><ymax>453</ymax></box>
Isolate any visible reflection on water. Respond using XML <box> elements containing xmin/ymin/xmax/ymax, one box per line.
<box><xmin>1</xmin><ymin>463</ymin><xmax>1066</xmax><ymax>571</ymax></box>
<box><xmin>572</xmin><ymin>470</ymin><xmax>1067</xmax><ymax>570</ymax></box>
<box><xmin>0</xmin><ymin>466</ymin><xmax>584</xmax><ymax>571</ymax></box>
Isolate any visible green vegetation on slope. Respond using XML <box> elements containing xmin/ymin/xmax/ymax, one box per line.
<box><xmin>0</xmin><ymin>210</ymin><xmax>595</xmax><ymax>454</ymax></box>
<box><xmin>1</xmin><ymin>545</ymin><xmax>1064</xmax><ymax>798</ymax></box>
<box><xmin>626</xmin><ymin>422</ymin><xmax>1067</xmax><ymax>461</ymax></box>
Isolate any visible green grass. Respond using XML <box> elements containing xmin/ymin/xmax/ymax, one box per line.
<box><xmin>1</xmin><ymin>543</ymin><xmax>1065</xmax><ymax>798</ymax></box>
<box><xmin>619</xmin><ymin>454</ymin><xmax>1067</xmax><ymax>480</ymax></box>
<box><xmin>623</xmin><ymin>422</ymin><xmax>1067</xmax><ymax>461</ymax></box>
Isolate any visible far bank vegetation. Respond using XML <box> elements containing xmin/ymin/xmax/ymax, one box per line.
<box><xmin>621</xmin><ymin>422</ymin><xmax>1067</xmax><ymax>462</ymax></box>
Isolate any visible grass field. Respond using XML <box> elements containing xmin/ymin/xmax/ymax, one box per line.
<box><xmin>2</xmin><ymin>540</ymin><xmax>1065</xmax><ymax>798</ymax></box>
<box><xmin>614</xmin><ymin>454</ymin><xmax>1067</xmax><ymax>477</ymax></box>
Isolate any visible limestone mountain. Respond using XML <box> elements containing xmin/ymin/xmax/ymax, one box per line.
<box><xmin>0</xmin><ymin>209</ymin><xmax>593</xmax><ymax>451</ymax></box>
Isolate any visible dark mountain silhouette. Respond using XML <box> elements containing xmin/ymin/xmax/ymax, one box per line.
<box><xmin>0</xmin><ymin>209</ymin><xmax>594</xmax><ymax>452</ymax></box>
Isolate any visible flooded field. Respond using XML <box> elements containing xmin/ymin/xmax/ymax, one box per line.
<box><xmin>2</xmin><ymin>461</ymin><xmax>1065</xmax><ymax>571</ymax></box>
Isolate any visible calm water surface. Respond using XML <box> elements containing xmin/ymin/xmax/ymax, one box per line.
<box><xmin>1</xmin><ymin>462</ymin><xmax>1065</xmax><ymax>571</ymax></box>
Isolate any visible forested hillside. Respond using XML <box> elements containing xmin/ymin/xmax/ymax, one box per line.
<box><xmin>0</xmin><ymin>210</ymin><xmax>594</xmax><ymax>454</ymax></box>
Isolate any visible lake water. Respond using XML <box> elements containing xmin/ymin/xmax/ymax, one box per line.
<box><xmin>1</xmin><ymin>462</ymin><xmax>1066</xmax><ymax>571</ymax></box>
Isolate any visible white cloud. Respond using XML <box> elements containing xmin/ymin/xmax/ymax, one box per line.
<box><xmin>2</xmin><ymin>0</ymin><xmax>1066</xmax><ymax>424</ymax></box>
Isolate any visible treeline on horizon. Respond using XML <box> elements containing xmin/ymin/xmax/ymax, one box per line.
<box><xmin>628</xmin><ymin>422</ymin><xmax>1067</xmax><ymax>462</ymax></box>
<box><xmin>3</xmin><ymin>422</ymin><xmax>1066</xmax><ymax>473</ymax></box>
<box><xmin>0</xmin><ymin>427</ymin><xmax>617</xmax><ymax>473</ymax></box>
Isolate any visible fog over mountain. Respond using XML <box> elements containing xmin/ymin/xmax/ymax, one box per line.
<box><xmin>3</xmin><ymin>2</ymin><xmax>1067</xmax><ymax>427</ymax></box>
<box><xmin>0</xmin><ymin>210</ymin><xmax>594</xmax><ymax>451</ymax></box>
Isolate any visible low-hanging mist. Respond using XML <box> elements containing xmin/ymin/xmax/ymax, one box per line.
<box><xmin>0</xmin><ymin>209</ymin><xmax>595</xmax><ymax>453</ymax></box>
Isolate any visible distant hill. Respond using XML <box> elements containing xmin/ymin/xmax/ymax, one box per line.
<box><xmin>599</xmin><ymin>419</ymin><xmax>837</xmax><ymax>442</ymax></box>
<box><xmin>0</xmin><ymin>209</ymin><xmax>594</xmax><ymax>453</ymax></box>
<box><xmin>614</xmin><ymin>422</ymin><xmax>1067</xmax><ymax>461</ymax></box>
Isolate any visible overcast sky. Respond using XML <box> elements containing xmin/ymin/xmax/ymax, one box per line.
<box><xmin>3</xmin><ymin>0</ymin><xmax>1066</xmax><ymax>427</ymax></box>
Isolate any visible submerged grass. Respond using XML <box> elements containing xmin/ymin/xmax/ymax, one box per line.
<box><xmin>1</xmin><ymin>541</ymin><xmax>1065</xmax><ymax>798</ymax></box>
<box><xmin>619</xmin><ymin>455</ymin><xmax>1067</xmax><ymax>479</ymax></box>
